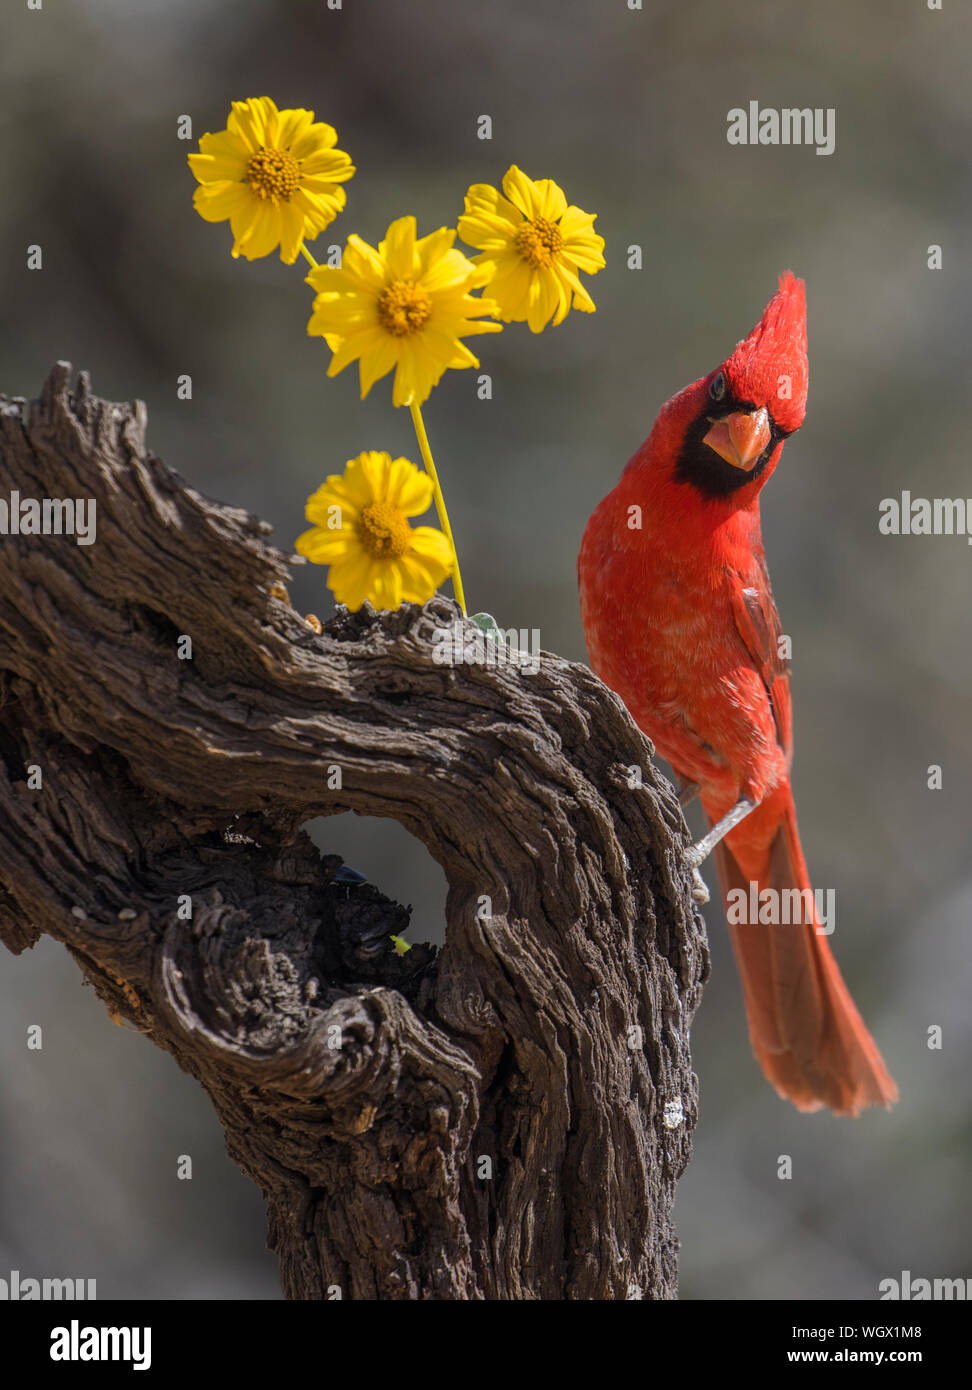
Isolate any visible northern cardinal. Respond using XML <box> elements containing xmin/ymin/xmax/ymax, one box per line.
<box><xmin>578</xmin><ymin>272</ymin><xmax>897</xmax><ymax>1115</ymax></box>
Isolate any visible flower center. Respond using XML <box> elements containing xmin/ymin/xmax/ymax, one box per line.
<box><xmin>358</xmin><ymin>502</ymin><xmax>412</xmax><ymax>559</ymax></box>
<box><xmin>514</xmin><ymin>216</ymin><xmax>564</xmax><ymax>268</ymax></box>
<box><xmin>377</xmin><ymin>280</ymin><xmax>433</xmax><ymax>337</ymax></box>
<box><xmin>246</xmin><ymin>146</ymin><xmax>301</xmax><ymax>202</ymax></box>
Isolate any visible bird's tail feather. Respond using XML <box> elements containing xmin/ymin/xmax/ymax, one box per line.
<box><xmin>712</xmin><ymin>792</ymin><xmax>898</xmax><ymax>1116</ymax></box>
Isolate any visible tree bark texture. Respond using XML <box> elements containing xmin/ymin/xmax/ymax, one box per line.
<box><xmin>0</xmin><ymin>364</ymin><xmax>709</xmax><ymax>1300</ymax></box>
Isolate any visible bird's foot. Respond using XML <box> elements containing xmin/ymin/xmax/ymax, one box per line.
<box><xmin>690</xmin><ymin>868</ymin><xmax>710</xmax><ymax>904</ymax></box>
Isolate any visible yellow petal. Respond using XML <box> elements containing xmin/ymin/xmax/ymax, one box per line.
<box><xmin>420</xmin><ymin>245</ymin><xmax>477</xmax><ymax>294</ymax></box>
<box><xmin>390</xmin><ymin>339</ymin><xmax>440</xmax><ymax>407</ymax></box>
<box><xmin>562</xmin><ymin>240</ymin><xmax>606</xmax><ymax>274</ymax></box>
<box><xmin>312</xmin><ymin>297</ymin><xmax>374</xmax><ymax>337</ymax></box>
<box><xmin>300</xmin><ymin>151</ymin><xmax>356</xmax><ymax>184</ymax></box>
<box><xmin>398</xmin><ymin>552</ymin><xmax>448</xmax><ymax>604</ymax></box>
<box><xmin>457</xmin><ymin>212</ymin><xmax>518</xmax><ymax>252</ymax></box>
<box><xmin>560</xmin><ymin>210</ymin><xmax>606</xmax><ymax>272</ymax></box>
<box><xmin>304</xmin><ymin>481</ymin><xmax>359</xmax><ymax>528</ymax></box>
<box><xmin>334</xmin><ymin>454</ymin><xmax>384</xmax><ymax>509</ymax></box>
<box><xmin>189</xmin><ymin>130</ymin><xmax>249</xmax><ymax>184</ymax></box>
<box><xmin>559</xmin><ymin>205</ymin><xmax>600</xmax><ymax>238</ymax></box>
<box><xmin>192</xmin><ymin>181</ymin><xmax>252</xmax><ymax>224</ymax></box>
<box><xmin>486</xmin><ymin>257</ymin><xmax>535</xmax><ymax>319</ymax></box>
<box><xmin>549</xmin><ymin>271</ymin><xmax>573</xmax><ymax>326</ymax></box>
<box><xmin>327</xmin><ymin>551</ymin><xmax>373</xmax><ymax>611</ymax></box>
<box><xmin>533</xmin><ymin>178</ymin><xmax>568</xmax><ymax>221</ymax></box>
<box><xmin>369</xmin><ymin>563</ymin><xmax>404</xmax><ymax>612</ymax></box>
<box><xmin>340</xmin><ymin>235</ymin><xmax>388</xmax><ymax>287</ymax></box>
<box><xmin>524</xmin><ymin>271</ymin><xmax>557</xmax><ymax>333</ymax></box>
<box><xmin>385</xmin><ymin>459</ymin><xmax>434</xmax><ymax>517</ymax></box>
<box><xmin>452</xmin><ymin>313</ymin><xmax>503</xmax><ymax>337</ymax></box>
<box><xmin>256</xmin><ymin>96</ymin><xmax>281</xmax><ymax>145</ymax></box>
<box><xmin>293</xmin><ymin>124</ymin><xmax>341</xmax><ymax>161</ymax></box>
<box><xmin>275</xmin><ymin>106</ymin><xmax>314</xmax><ymax>151</ymax></box>
<box><xmin>295</xmin><ymin>525</ymin><xmax>352</xmax><ymax>563</ymax></box>
<box><xmin>462</xmin><ymin>182</ymin><xmax>502</xmax><ymax>210</ymax></box>
<box><xmin>381</xmin><ymin>216</ymin><xmax>418</xmax><ymax>279</ymax></box>
<box><xmin>323</xmin><ymin>334</ymin><xmax>367</xmax><ymax>377</ymax></box>
<box><xmin>305</xmin><ymin>262</ymin><xmax>346</xmax><ymax>292</ymax></box>
<box><xmin>462</xmin><ymin>183</ymin><xmax>521</xmax><ymax>229</ymax></box>
<box><xmin>234</xmin><ymin>199</ymin><xmax>282</xmax><ymax>260</ymax></box>
<box><xmin>415</xmin><ymin>226</ymin><xmax>458</xmax><ymax>278</ymax></box>
<box><xmin>501</xmin><ymin>165</ymin><xmax>540</xmax><ymax>219</ymax></box>
<box><xmin>308</xmin><ymin>288</ymin><xmax>364</xmax><ymax>325</ymax></box>
<box><xmin>299</xmin><ymin>168</ymin><xmax>352</xmax><ymax>198</ymax></box>
<box><xmin>467</xmin><ymin>260</ymin><xmax>499</xmax><ymax>291</ymax></box>
<box><xmin>228</xmin><ymin>97</ymin><xmax>277</xmax><ymax>152</ymax></box>
<box><xmin>278</xmin><ymin>202</ymin><xmax>307</xmax><ymax>264</ymax></box>
<box><xmin>348</xmin><ymin>451</ymin><xmax>390</xmax><ymax>503</ymax></box>
<box><xmin>293</xmin><ymin>187</ymin><xmax>344</xmax><ymax>234</ymax></box>
<box><xmin>557</xmin><ymin>263</ymin><xmax>597</xmax><ymax>313</ymax></box>
<box><xmin>445</xmin><ymin>339</ymin><xmax>481</xmax><ymax>369</ymax></box>
<box><xmin>358</xmin><ymin>335</ymin><xmax>401</xmax><ymax>397</ymax></box>
<box><xmin>407</xmin><ymin>526</ymin><xmax>454</xmax><ymax>573</ymax></box>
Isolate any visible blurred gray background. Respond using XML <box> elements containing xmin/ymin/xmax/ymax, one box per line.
<box><xmin>1</xmin><ymin>0</ymin><xmax>969</xmax><ymax>1300</ymax></box>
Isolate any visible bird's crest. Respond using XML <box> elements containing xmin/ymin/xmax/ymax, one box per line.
<box><xmin>725</xmin><ymin>271</ymin><xmax>808</xmax><ymax>435</ymax></box>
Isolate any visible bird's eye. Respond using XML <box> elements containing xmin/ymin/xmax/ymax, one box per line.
<box><xmin>709</xmin><ymin>371</ymin><xmax>727</xmax><ymax>403</ymax></box>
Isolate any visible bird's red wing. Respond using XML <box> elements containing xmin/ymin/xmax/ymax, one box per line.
<box><xmin>728</xmin><ymin>560</ymin><xmax>793</xmax><ymax>767</ymax></box>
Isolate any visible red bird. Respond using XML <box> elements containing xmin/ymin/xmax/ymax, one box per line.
<box><xmin>578</xmin><ymin>273</ymin><xmax>897</xmax><ymax>1115</ymax></box>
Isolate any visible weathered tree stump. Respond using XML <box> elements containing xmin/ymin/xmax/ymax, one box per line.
<box><xmin>0</xmin><ymin>364</ymin><xmax>708</xmax><ymax>1299</ymax></box>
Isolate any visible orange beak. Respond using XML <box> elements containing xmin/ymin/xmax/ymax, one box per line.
<box><xmin>703</xmin><ymin>407</ymin><xmax>772</xmax><ymax>471</ymax></box>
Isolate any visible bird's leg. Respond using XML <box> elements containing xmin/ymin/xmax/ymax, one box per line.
<box><xmin>674</xmin><ymin>779</ymin><xmax>710</xmax><ymax>902</ymax></box>
<box><xmin>685</xmin><ymin>796</ymin><xmax>756</xmax><ymax>903</ymax></box>
<box><xmin>686</xmin><ymin>797</ymin><xmax>756</xmax><ymax>869</ymax></box>
<box><xmin>677</xmin><ymin>778</ymin><xmax>700</xmax><ymax>809</ymax></box>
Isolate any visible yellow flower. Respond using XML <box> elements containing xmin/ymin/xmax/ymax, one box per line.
<box><xmin>458</xmin><ymin>165</ymin><xmax>605</xmax><ymax>332</ymax></box>
<box><xmin>188</xmin><ymin>96</ymin><xmax>354</xmax><ymax>264</ymax></box>
<box><xmin>306</xmin><ymin>216</ymin><xmax>503</xmax><ymax>407</ymax></box>
<box><xmin>296</xmin><ymin>451</ymin><xmax>453</xmax><ymax>612</ymax></box>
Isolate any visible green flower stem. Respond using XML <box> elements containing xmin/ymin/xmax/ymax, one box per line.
<box><xmin>409</xmin><ymin>402</ymin><xmax>467</xmax><ymax>615</ymax></box>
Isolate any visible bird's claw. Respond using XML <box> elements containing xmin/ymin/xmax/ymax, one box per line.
<box><xmin>690</xmin><ymin>868</ymin><xmax>710</xmax><ymax>904</ymax></box>
<box><xmin>685</xmin><ymin>842</ymin><xmax>705</xmax><ymax>870</ymax></box>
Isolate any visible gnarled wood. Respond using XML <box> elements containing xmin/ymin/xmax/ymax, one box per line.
<box><xmin>0</xmin><ymin>364</ymin><xmax>708</xmax><ymax>1300</ymax></box>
